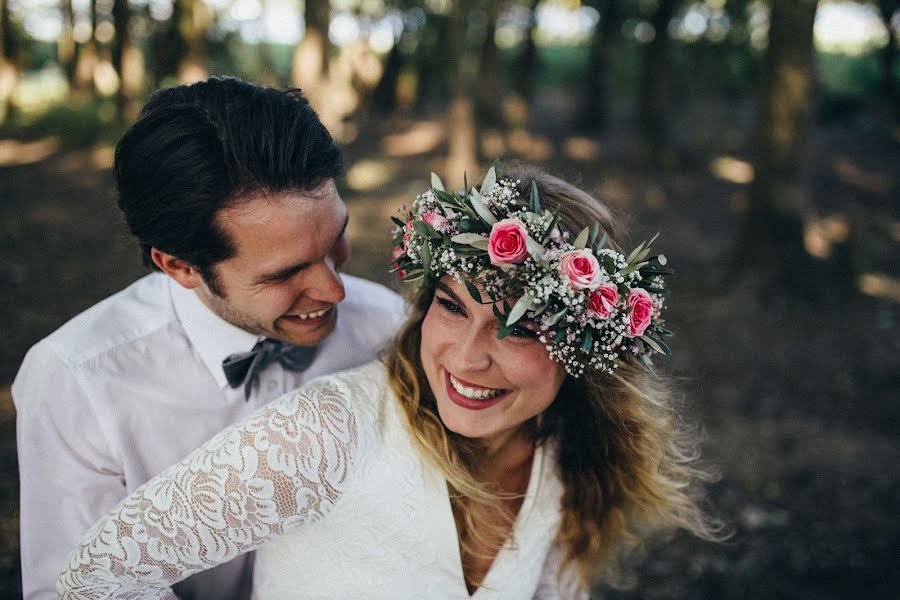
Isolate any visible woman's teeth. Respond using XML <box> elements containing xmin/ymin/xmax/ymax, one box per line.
<box><xmin>294</xmin><ymin>307</ymin><xmax>330</xmax><ymax>320</ymax></box>
<box><xmin>449</xmin><ymin>374</ymin><xmax>506</xmax><ymax>400</ymax></box>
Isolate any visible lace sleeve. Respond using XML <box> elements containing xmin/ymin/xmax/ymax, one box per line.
<box><xmin>57</xmin><ymin>380</ymin><xmax>359</xmax><ymax>599</ymax></box>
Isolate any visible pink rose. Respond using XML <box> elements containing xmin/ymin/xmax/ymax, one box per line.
<box><xmin>488</xmin><ymin>218</ymin><xmax>530</xmax><ymax>267</ymax></box>
<box><xmin>391</xmin><ymin>245</ymin><xmax>404</xmax><ymax>261</ymax></box>
<box><xmin>402</xmin><ymin>219</ymin><xmax>414</xmax><ymax>251</ymax></box>
<box><xmin>587</xmin><ymin>283</ymin><xmax>619</xmax><ymax>319</ymax></box>
<box><xmin>422</xmin><ymin>212</ymin><xmax>448</xmax><ymax>231</ymax></box>
<box><xmin>626</xmin><ymin>288</ymin><xmax>654</xmax><ymax>338</ymax></box>
<box><xmin>559</xmin><ymin>249</ymin><xmax>601</xmax><ymax>290</ymax></box>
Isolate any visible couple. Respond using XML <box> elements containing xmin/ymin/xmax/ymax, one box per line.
<box><xmin>15</xmin><ymin>78</ymin><xmax>715</xmax><ymax>599</ymax></box>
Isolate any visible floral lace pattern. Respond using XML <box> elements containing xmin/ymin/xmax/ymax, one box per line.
<box><xmin>57</xmin><ymin>378</ymin><xmax>358</xmax><ymax>599</ymax></box>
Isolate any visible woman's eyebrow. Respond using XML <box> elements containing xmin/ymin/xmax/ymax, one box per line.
<box><xmin>435</xmin><ymin>282</ymin><xmax>465</xmax><ymax>305</ymax></box>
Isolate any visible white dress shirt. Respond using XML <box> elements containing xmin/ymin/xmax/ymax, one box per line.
<box><xmin>13</xmin><ymin>272</ymin><xmax>406</xmax><ymax>600</ymax></box>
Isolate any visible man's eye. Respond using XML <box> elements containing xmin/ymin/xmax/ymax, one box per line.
<box><xmin>437</xmin><ymin>298</ymin><xmax>464</xmax><ymax>315</ymax></box>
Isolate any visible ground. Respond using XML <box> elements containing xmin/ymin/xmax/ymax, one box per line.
<box><xmin>0</xmin><ymin>103</ymin><xmax>897</xmax><ymax>598</ymax></box>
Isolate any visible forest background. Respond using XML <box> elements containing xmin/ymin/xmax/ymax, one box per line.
<box><xmin>0</xmin><ymin>0</ymin><xmax>898</xmax><ymax>598</ymax></box>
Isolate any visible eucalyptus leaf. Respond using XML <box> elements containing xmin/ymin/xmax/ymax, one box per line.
<box><xmin>413</xmin><ymin>220</ymin><xmax>440</xmax><ymax>239</ymax></box>
<box><xmin>452</xmin><ymin>233</ymin><xmax>489</xmax><ymax>244</ymax></box>
<box><xmin>647</xmin><ymin>334</ymin><xmax>671</xmax><ymax>354</ymax></box>
<box><xmin>626</xmin><ymin>241</ymin><xmax>646</xmax><ymax>264</ymax></box>
<box><xmin>554</xmin><ymin>328</ymin><xmax>566</xmax><ymax>342</ymax></box>
<box><xmin>573</xmin><ymin>227</ymin><xmax>590</xmax><ymax>249</ymax></box>
<box><xmin>431</xmin><ymin>172</ymin><xmax>445</xmax><ymax>191</ymax></box>
<box><xmin>480</xmin><ymin>166</ymin><xmax>497</xmax><ymax>196</ymax></box>
<box><xmin>595</xmin><ymin>231</ymin><xmax>608</xmax><ymax>251</ymax></box>
<box><xmin>469</xmin><ymin>189</ymin><xmax>498</xmax><ymax>225</ymax></box>
<box><xmin>390</xmin><ymin>216</ymin><xmax>406</xmax><ymax>228</ymax></box>
<box><xmin>525</xmin><ymin>235</ymin><xmax>546</xmax><ymax>259</ymax></box>
<box><xmin>617</xmin><ymin>261</ymin><xmax>649</xmax><ymax>277</ymax></box>
<box><xmin>505</xmin><ymin>293</ymin><xmax>533</xmax><ymax>326</ymax></box>
<box><xmin>464</xmin><ymin>280</ymin><xmax>483</xmax><ymax>304</ymax></box>
<box><xmin>581</xmin><ymin>330</ymin><xmax>594</xmax><ymax>353</ymax></box>
<box><xmin>640</xmin><ymin>335</ymin><xmax>665</xmax><ymax>354</ymax></box>
<box><xmin>420</xmin><ymin>243</ymin><xmax>432</xmax><ymax>279</ymax></box>
<box><xmin>588</xmin><ymin>222</ymin><xmax>600</xmax><ymax>247</ymax></box>
<box><xmin>529</xmin><ymin>181</ymin><xmax>541</xmax><ymax>213</ymax></box>
<box><xmin>544</xmin><ymin>308</ymin><xmax>567</xmax><ymax>326</ymax></box>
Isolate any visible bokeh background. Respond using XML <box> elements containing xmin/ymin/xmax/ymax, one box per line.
<box><xmin>1</xmin><ymin>0</ymin><xmax>898</xmax><ymax>598</ymax></box>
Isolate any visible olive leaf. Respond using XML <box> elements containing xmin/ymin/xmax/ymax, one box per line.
<box><xmin>573</xmin><ymin>227</ymin><xmax>590</xmax><ymax>249</ymax></box>
<box><xmin>543</xmin><ymin>308</ymin><xmax>567</xmax><ymax>326</ymax></box>
<box><xmin>431</xmin><ymin>172</ymin><xmax>445</xmax><ymax>191</ymax></box>
<box><xmin>525</xmin><ymin>234</ymin><xmax>546</xmax><ymax>259</ymax></box>
<box><xmin>465</xmin><ymin>280</ymin><xmax>483</xmax><ymax>304</ymax></box>
<box><xmin>529</xmin><ymin>181</ymin><xmax>541</xmax><ymax>213</ymax></box>
<box><xmin>505</xmin><ymin>293</ymin><xmax>534</xmax><ymax>326</ymax></box>
<box><xmin>480</xmin><ymin>165</ymin><xmax>497</xmax><ymax>196</ymax></box>
<box><xmin>468</xmin><ymin>188</ymin><xmax>498</xmax><ymax>226</ymax></box>
<box><xmin>420</xmin><ymin>243</ymin><xmax>432</xmax><ymax>279</ymax></box>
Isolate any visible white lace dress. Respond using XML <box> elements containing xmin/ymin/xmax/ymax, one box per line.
<box><xmin>57</xmin><ymin>361</ymin><xmax>582</xmax><ymax>599</ymax></box>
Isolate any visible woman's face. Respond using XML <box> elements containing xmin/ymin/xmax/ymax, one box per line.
<box><xmin>420</xmin><ymin>276</ymin><xmax>566</xmax><ymax>445</ymax></box>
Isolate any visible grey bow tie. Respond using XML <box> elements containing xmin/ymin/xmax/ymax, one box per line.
<box><xmin>222</xmin><ymin>338</ymin><xmax>318</xmax><ymax>401</ymax></box>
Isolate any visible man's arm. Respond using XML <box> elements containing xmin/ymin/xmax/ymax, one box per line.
<box><xmin>14</xmin><ymin>343</ymin><xmax>125</xmax><ymax>600</ymax></box>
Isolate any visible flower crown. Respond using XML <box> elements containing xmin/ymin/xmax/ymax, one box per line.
<box><xmin>390</xmin><ymin>166</ymin><xmax>673</xmax><ymax>377</ymax></box>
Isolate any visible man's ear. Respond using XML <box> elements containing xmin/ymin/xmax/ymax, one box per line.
<box><xmin>150</xmin><ymin>248</ymin><xmax>204</xmax><ymax>290</ymax></box>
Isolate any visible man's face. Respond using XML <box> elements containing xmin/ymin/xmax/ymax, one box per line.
<box><xmin>195</xmin><ymin>180</ymin><xmax>350</xmax><ymax>346</ymax></box>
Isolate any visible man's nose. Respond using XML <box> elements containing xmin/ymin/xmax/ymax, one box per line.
<box><xmin>303</xmin><ymin>258</ymin><xmax>346</xmax><ymax>304</ymax></box>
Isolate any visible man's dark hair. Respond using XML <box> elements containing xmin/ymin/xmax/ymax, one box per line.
<box><xmin>114</xmin><ymin>77</ymin><xmax>344</xmax><ymax>293</ymax></box>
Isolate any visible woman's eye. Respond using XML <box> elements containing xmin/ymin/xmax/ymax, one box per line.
<box><xmin>437</xmin><ymin>297</ymin><xmax>464</xmax><ymax>315</ymax></box>
<box><xmin>509</xmin><ymin>325</ymin><xmax>538</xmax><ymax>339</ymax></box>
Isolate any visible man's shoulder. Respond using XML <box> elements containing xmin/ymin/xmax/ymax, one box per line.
<box><xmin>26</xmin><ymin>273</ymin><xmax>177</xmax><ymax>370</ymax></box>
<box><xmin>341</xmin><ymin>274</ymin><xmax>405</xmax><ymax>317</ymax></box>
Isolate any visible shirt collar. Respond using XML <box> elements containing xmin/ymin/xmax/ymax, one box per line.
<box><xmin>169</xmin><ymin>278</ymin><xmax>261</xmax><ymax>389</ymax></box>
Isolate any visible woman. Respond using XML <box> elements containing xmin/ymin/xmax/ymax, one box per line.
<box><xmin>58</xmin><ymin>163</ymin><xmax>718</xmax><ymax>599</ymax></box>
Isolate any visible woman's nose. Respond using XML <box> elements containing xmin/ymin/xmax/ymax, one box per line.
<box><xmin>454</xmin><ymin>326</ymin><xmax>492</xmax><ymax>373</ymax></box>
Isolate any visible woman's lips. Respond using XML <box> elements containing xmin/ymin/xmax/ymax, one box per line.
<box><xmin>443</xmin><ymin>369</ymin><xmax>511</xmax><ymax>411</ymax></box>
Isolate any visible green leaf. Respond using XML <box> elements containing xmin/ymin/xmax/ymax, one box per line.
<box><xmin>390</xmin><ymin>216</ymin><xmax>407</xmax><ymax>228</ymax></box>
<box><xmin>544</xmin><ymin>308</ymin><xmax>567</xmax><ymax>326</ymax></box>
<box><xmin>529</xmin><ymin>181</ymin><xmax>541</xmax><ymax>213</ymax></box>
<box><xmin>595</xmin><ymin>231</ymin><xmax>608</xmax><ymax>251</ymax></box>
<box><xmin>600</xmin><ymin>254</ymin><xmax>617</xmax><ymax>273</ymax></box>
<box><xmin>588</xmin><ymin>222</ymin><xmax>600</xmax><ymax>247</ymax></box>
<box><xmin>413</xmin><ymin>220</ymin><xmax>440</xmax><ymax>239</ymax></box>
<box><xmin>573</xmin><ymin>227</ymin><xmax>590</xmax><ymax>249</ymax></box>
<box><xmin>420</xmin><ymin>243</ymin><xmax>432</xmax><ymax>279</ymax></box>
<box><xmin>656</xmin><ymin>326</ymin><xmax>675</xmax><ymax>337</ymax></box>
<box><xmin>464</xmin><ymin>280</ymin><xmax>483</xmax><ymax>304</ymax></box>
<box><xmin>626</xmin><ymin>241</ymin><xmax>646</xmax><ymax>264</ymax></box>
<box><xmin>506</xmin><ymin>293</ymin><xmax>533</xmax><ymax>326</ymax></box>
<box><xmin>451</xmin><ymin>233</ymin><xmax>490</xmax><ymax>250</ymax></box>
<box><xmin>459</xmin><ymin>218</ymin><xmax>473</xmax><ymax>232</ymax></box>
<box><xmin>402</xmin><ymin>270</ymin><xmax>423</xmax><ymax>282</ymax></box>
<box><xmin>554</xmin><ymin>328</ymin><xmax>567</xmax><ymax>342</ymax></box>
<box><xmin>645</xmin><ymin>286</ymin><xmax>667</xmax><ymax>295</ymax></box>
<box><xmin>468</xmin><ymin>189</ymin><xmax>498</xmax><ymax>225</ymax></box>
<box><xmin>492</xmin><ymin>304</ymin><xmax>505</xmax><ymax>320</ymax></box>
<box><xmin>464</xmin><ymin>171</ymin><xmax>468</xmax><ymax>192</ymax></box>
<box><xmin>657</xmin><ymin>254</ymin><xmax>667</xmax><ymax>266</ymax></box>
<box><xmin>646</xmin><ymin>334</ymin><xmax>671</xmax><ymax>354</ymax></box>
<box><xmin>496</xmin><ymin>325</ymin><xmax>513</xmax><ymax>339</ymax></box>
<box><xmin>581</xmin><ymin>330</ymin><xmax>594</xmax><ymax>353</ymax></box>
<box><xmin>640</xmin><ymin>335</ymin><xmax>666</xmax><ymax>354</ymax></box>
<box><xmin>431</xmin><ymin>172</ymin><xmax>445</xmax><ymax>191</ymax></box>
<box><xmin>480</xmin><ymin>166</ymin><xmax>497</xmax><ymax>196</ymax></box>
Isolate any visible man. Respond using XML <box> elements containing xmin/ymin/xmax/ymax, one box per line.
<box><xmin>13</xmin><ymin>78</ymin><xmax>405</xmax><ymax>599</ymax></box>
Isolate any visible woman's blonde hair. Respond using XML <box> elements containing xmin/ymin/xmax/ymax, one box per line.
<box><xmin>383</xmin><ymin>162</ymin><xmax>720</xmax><ymax>592</ymax></box>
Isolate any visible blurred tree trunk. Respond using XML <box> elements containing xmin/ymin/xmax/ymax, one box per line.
<box><xmin>876</xmin><ymin>0</ymin><xmax>898</xmax><ymax>121</ymax></box>
<box><xmin>112</xmin><ymin>0</ymin><xmax>142</xmax><ymax>121</ymax></box>
<box><xmin>736</xmin><ymin>0</ymin><xmax>825</xmax><ymax>297</ymax></box>
<box><xmin>0</xmin><ymin>0</ymin><xmax>17</xmax><ymax>125</ymax></box>
<box><xmin>446</xmin><ymin>0</ymin><xmax>478</xmax><ymax>183</ymax></box>
<box><xmin>638</xmin><ymin>0</ymin><xmax>679</xmax><ymax>168</ymax></box>
<box><xmin>372</xmin><ymin>37</ymin><xmax>404</xmax><ymax>114</ymax></box>
<box><xmin>59</xmin><ymin>0</ymin><xmax>79</xmax><ymax>87</ymax></box>
<box><xmin>292</xmin><ymin>0</ymin><xmax>330</xmax><ymax>93</ymax></box>
<box><xmin>476</xmin><ymin>0</ymin><xmax>502</xmax><ymax>127</ymax></box>
<box><xmin>415</xmin><ymin>12</ymin><xmax>452</xmax><ymax>111</ymax></box>
<box><xmin>580</xmin><ymin>0</ymin><xmax>621</xmax><ymax>132</ymax></box>
<box><xmin>175</xmin><ymin>0</ymin><xmax>209</xmax><ymax>83</ymax></box>
<box><xmin>515</xmin><ymin>0</ymin><xmax>541</xmax><ymax>103</ymax></box>
<box><xmin>72</xmin><ymin>0</ymin><xmax>100</xmax><ymax>97</ymax></box>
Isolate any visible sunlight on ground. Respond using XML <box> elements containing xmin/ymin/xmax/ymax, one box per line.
<box><xmin>859</xmin><ymin>273</ymin><xmax>900</xmax><ymax>303</ymax></box>
<box><xmin>90</xmin><ymin>145</ymin><xmax>115</xmax><ymax>170</ymax></box>
<box><xmin>833</xmin><ymin>156</ymin><xmax>893</xmax><ymax>194</ymax></box>
<box><xmin>381</xmin><ymin>120</ymin><xmax>445</xmax><ymax>157</ymax></box>
<box><xmin>0</xmin><ymin>137</ymin><xmax>59</xmax><ymax>166</ymax></box>
<box><xmin>346</xmin><ymin>159</ymin><xmax>399</xmax><ymax>192</ymax></box>
<box><xmin>710</xmin><ymin>155</ymin><xmax>755</xmax><ymax>184</ymax></box>
<box><xmin>804</xmin><ymin>214</ymin><xmax>850</xmax><ymax>259</ymax></box>
<box><xmin>563</xmin><ymin>136</ymin><xmax>601</xmax><ymax>161</ymax></box>
<box><xmin>507</xmin><ymin>129</ymin><xmax>553</xmax><ymax>161</ymax></box>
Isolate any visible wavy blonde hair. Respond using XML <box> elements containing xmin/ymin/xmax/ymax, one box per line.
<box><xmin>383</xmin><ymin>163</ymin><xmax>720</xmax><ymax>592</ymax></box>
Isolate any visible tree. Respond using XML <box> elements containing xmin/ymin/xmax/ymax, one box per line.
<box><xmin>175</xmin><ymin>0</ymin><xmax>209</xmax><ymax>83</ymax></box>
<box><xmin>737</xmin><ymin>0</ymin><xmax>825</xmax><ymax>296</ymax></box>
<box><xmin>0</xmin><ymin>0</ymin><xmax>16</xmax><ymax>125</ymax></box>
<box><xmin>876</xmin><ymin>0</ymin><xmax>898</xmax><ymax>120</ymax></box>
<box><xmin>580</xmin><ymin>0</ymin><xmax>623</xmax><ymax>132</ymax></box>
<box><xmin>292</xmin><ymin>0</ymin><xmax>331</xmax><ymax>93</ymax></box>
<box><xmin>112</xmin><ymin>0</ymin><xmax>141</xmax><ymax>121</ymax></box>
<box><xmin>476</xmin><ymin>0</ymin><xmax>502</xmax><ymax>127</ymax></box>
<box><xmin>637</xmin><ymin>0</ymin><xmax>681</xmax><ymax>168</ymax></box>
<box><xmin>514</xmin><ymin>0</ymin><xmax>541</xmax><ymax>104</ymax></box>
<box><xmin>446</xmin><ymin>0</ymin><xmax>479</xmax><ymax>183</ymax></box>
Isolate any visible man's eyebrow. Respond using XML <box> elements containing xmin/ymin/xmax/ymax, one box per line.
<box><xmin>255</xmin><ymin>214</ymin><xmax>350</xmax><ymax>284</ymax></box>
